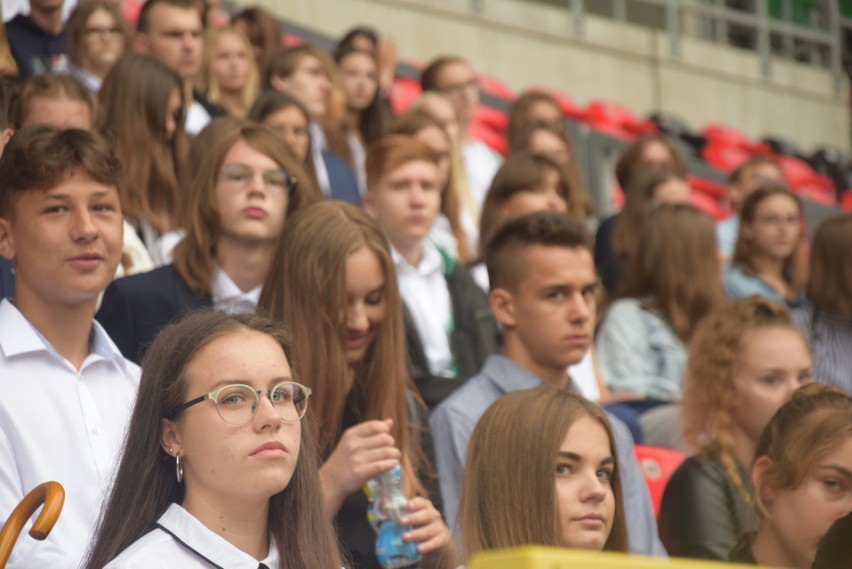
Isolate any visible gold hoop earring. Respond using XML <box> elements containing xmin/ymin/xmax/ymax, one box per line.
<box><xmin>176</xmin><ymin>455</ymin><xmax>184</xmax><ymax>484</ymax></box>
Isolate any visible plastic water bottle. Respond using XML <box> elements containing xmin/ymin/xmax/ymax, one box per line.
<box><xmin>365</xmin><ymin>465</ymin><xmax>421</xmax><ymax>569</ymax></box>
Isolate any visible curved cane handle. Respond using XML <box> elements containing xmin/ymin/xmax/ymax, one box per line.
<box><xmin>0</xmin><ymin>481</ymin><xmax>65</xmax><ymax>568</ymax></box>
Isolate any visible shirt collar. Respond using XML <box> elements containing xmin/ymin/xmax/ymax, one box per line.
<box><xmin>391</xmin><ymin>241</ymin><xmax>444</xmax><ymax>276</ymax></box>
<box><xmin>211</xmin><ymin>266</ymin><xmax>261</xmax><ymax>307</ymax></box>
<box><xmin>482</xmin><ymin>354</ymin><xmax>579</xmax><ymax>395</ymax></box>
<box><xmin>157</xmin><ymin>503</ymin><xmax>279</xmax><ymax>569</ymax></box>
<box><xmin>0</xmin><ymin>299</ymin><xmax>127</xmax><ymax>368</ymax></box>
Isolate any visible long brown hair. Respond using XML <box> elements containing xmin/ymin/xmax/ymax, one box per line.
<box><xmin>172</xmin><ymin>119</ymin><xmax>318</xmax><ymax>296</ymax></box>
<box><xmin>83</xmin><ymin>311</ymin><xmax>343</xmax><ymax>569</ymax></box>
<box><xmin>389</xmin><ymin>109</ymin><xmax>470</xmax><ymax>261</ymax></box>
<box><xmin>752</xmin><ymin>383</ymin><xmax>852</xmax><ymax>516</ymax></box>
<box><xmin>459</xmin><ymin>386</ymin><xmax>628</xmax><ymax>560</ymax></box>
<box><xmin>97</xmin><ymin>53</ymin><xmax>188</xmax><ymax>233</ymax></box>
<box><xmin>66</xmin><ymin>1</ymin><xmax>130</xmax><ymax>69</ymax></box>
<box><xmin>682</xmin><ymin>297</ymin><xmax>804</xmax><ymax>503</ymax></box>
<box><xmin>619</xmin><ymin>204</ymin><xmax>726</xmax><ymax>343</ymax></box>
<box><xmin>612</xmin><ymin>165</ymin><xmax>687</xmax><ymax>259</ymax></box>
<box><xmin>258</xmin><ymin>201</ymin><xmax>425</xmax><ymax>496</ymax></box>
<box><xmin>731</xmin><ymin>182</ymin><xmax>805</xmax><ymax>295</ymax></box>
<box><xmin>805</xmin><ymin>213</ymin><xmax>852</xmax><ymax>315</ymax></box>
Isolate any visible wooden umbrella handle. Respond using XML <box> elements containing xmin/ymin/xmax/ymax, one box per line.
<box><xmin>0</xmin><ymin>481</ymin><xmax>65</xmax><ymax>569</ymax></box>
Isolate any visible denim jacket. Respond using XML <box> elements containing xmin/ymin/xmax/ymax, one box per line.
<box><xmin>596</xmin><ymin>297</ymin><xmax>687</xmax><ymax>400</ymax></box>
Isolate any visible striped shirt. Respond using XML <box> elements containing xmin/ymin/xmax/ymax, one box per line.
<box><xmin>791</xmin><ymin>302</ymin><xmax>852</xmax><ymax>394</ymax></box>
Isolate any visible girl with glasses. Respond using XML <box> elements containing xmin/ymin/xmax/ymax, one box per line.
<box><xmin>258</xmin><ymin>201</ymin><xmax>455</xmax><ymax>569</ymax></box>
<box><xmin>97</xmin><ymin>119</ymin><xmax>318</xmax><ymax>364</ymax></box>
<box><xmin>724</xmin><ymin>183</ymin><xmax>805</xmax><ymax>306</ymax></box>
<box><xmin>66</xmin><ymin>1</ymin><xmax>130</xmax><ymax>93</ymax></box>
<box><xmin>84</xmin><ymin>311</ymin><xmax>342</xmax><ymax>568</ymax></box>
<box><xmin>459</xmin><ymin>386</ymin><xmax>628</xmax><ymax>560</ymax></box>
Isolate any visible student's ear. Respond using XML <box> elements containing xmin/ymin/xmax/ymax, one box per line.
<box><xmin>0</xmin><ymin>217</ymin><xmax>15</xmax><ymax>262</ymax></box>
<box><xmin>269</xmin><ymin>74</ymin><xmax>288</xmax><ymax>94</ymax></box>
<box><xmin>490</xmin><ymin>287</ymin><xmax>516</xmax><ymax>328</ymax></box>
<box><xmin>1</xmin><ymin>127</ymin><xmax>13</xmax><ymax>147</ymax></box>
<box><xmin>133</xmin><ymin>31</ymin><xmax>150</xmax><ymax>54</ymax></box>
<box><xmin>160</xmin><ymin>417</ymin><xmax>182</xmax><ymax>458</ymax></box>
<box><xmin>751</xmin><ymin>455</ymin><xmax>776</xmax><ymax>507</ymax></box>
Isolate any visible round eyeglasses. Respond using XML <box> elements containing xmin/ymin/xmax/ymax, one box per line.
<box><xmin>168</xmin><ymin>381</ymin><xmax>311</xmax><ymax>426</ymax></box>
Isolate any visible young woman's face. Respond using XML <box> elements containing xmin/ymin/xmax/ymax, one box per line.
<box><xmin>639</xmin><ymin>140</ymin><xmax>675</xmax><ymax>168</ymax></box>
<box><xmin>414</xmin><ymin>125</ymin><xmax>451</xmax><ymax>189</ymax></box>
<box><xmin>730</xmin><ymin>327</ymin><xmax>811</xmax><ymax>445</ymax></box>
<box><xmin>263</xmin><ymin>105</ymin><xmax>310</xmax><ymax>161</ymax></box>
<box><xmin>80</xmin><ymin>8</ymin><xmax>126</xmax><ymax>73</ymax></box>
<box><xmin>526</xmin><ymin>100</ymin><xmax>563</xmax><ymax>127</ymax></box>
<box><xmin>554</xmin><ymin>415</ymin><xmax>616</xmax><ymax>550</ymax></box>
<box><xmin>421</xmin><ymin>98</ymin><xmax>461</xmax><ymax>146</ymax></box>
<box><xmin>343</xmin><ymin>246</ymin><xmax>386</xmax><ymax>365</ymax></box>
<box><xmin>500</xmin><ymin>167</ymin><xmax>568</xmax><ymax>218</ymax></box>
<box><xmin>214</xmin><ymin>139</ymin><xmax>289</xmax><ymax>246</ymax></box>
<box><xmin>162</xmin><ymin>329</ymin><xmax>302</xmax><ymax>508</ymax></box>
<box><xmin>528</xmin><ymin>128</ymin><xmax>570</xmax><ymax>166</ymax></box>
<box><xmin>212</xmin><ymin>30</ymin><xmax>253</xmax><ymax>94</ymax></box>
<box><xmin>339</xmin><ymin>51</ymin><xmax>378</xmax><ymax>112</ymax></box>
<box><xmin>760</xmin><ymin>435</ymin><xmax>852</xmax><ymax>568</ymax></box>
<box><xmin>743</xmin><ymin>194</ymin><xmax>801</xmax><ymax>261</ymax></box>
<box><xmin>652</xmin><ymin>178</ymin><xmax>691</xmax><ymax>205</ymax></box>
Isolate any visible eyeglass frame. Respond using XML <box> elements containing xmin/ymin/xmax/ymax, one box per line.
<box><xmin>166</xmin><ymin>380</ymin><xmax>312</xmax><ymax>425</ymax></box>
<box><xmin>218</xmin><ymin>163</ymin><xmax>298</xmax><ymax>194</ymax></box>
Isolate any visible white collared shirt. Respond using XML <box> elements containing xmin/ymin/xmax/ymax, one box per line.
<box><xmin>104</xmin><ymin>503</ymin><xmax>279</xmax><ymax>568</ymax></box>
<box><xmin>392</xmin><ymin>242</ymin><xmax>455</xmax><ymax>378</ymax></box>
<box><xmin>185</xmin><ymin>100</ymin><xmax>212</xmax><ymax>137</ymax></box>
<box><xmin>0</xmin><ymin>299</ymin><xmax>140</xmax><ymax>568</ymax></box>
<box><xmin>211</xmin><ymin>266</ymin><xmax>261</xmax><ymax>315</ymax></box>
<box><xmin>310</xmin><ymin>121</ymin><xmax>332</xmax><ymax>198</ymax></box>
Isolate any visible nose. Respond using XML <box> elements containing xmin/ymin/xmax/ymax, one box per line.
<box><xmin>253</xmin><ymin>391</ymin><xmax>282</xmax><ymax>430</ymax></box>
<box><xmin>568</xmin><ymin>291</ymin><xmax>591</xmax><ymax>324</ymax></box>
<box><xmin>545</xmin><ymin>190</ymin><xmax>564</xmax><ymax>211</ymax></box>
<box><xmin>247</xmin><ymin>171</ymin><xmax>268</xmax><ymax>196</ymax></box>
<box><xmin>70</xmin><ymin>208</ymin><xmax>98</xmax><ymax>243</ymax></box>
<box><xmin>579</xmin><ymin>471</ymin><xmax>608</xmax><ymax>503</ymax></box>
<box><xmin>348</xmin><ymin>302</ymin><xmax>369</xmax><ymax>334</ymax></box>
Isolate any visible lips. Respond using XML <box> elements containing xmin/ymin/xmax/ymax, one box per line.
<box><xmin>346</xmin><ymin>333</ymin><xmax>368</xmax><ymax>350</ymax></box>
<box><xmin>67</xmin><ymin>252</ymin><xmax>104</xmax><ymax>270</ymax></box>
<box><xmin>243</xmin><ymin>207</ymin><xmax>268</xmax><ymax>219</ymax></box>
<box><xmin>249</xmin><ymin>441</ymin><xmax>288</xmax><ymax>459</ymax></box>
<box><xmin>573</xmin><ymin>513</ymin><xmax>607</xmax><ymax>528</ymax></box>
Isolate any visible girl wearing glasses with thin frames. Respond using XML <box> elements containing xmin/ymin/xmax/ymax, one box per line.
<box><xmin>97</xmin><ymin>119</ymin><xmax>318</xmax><ymax>365</ymax></box>
<box><xmin>259</xmin><ymin>201</ymin><xmax>456</xmax><ymax>569</ymax></box>
<box><xmin>85</xmin><ymin>311</ymin><xmax>342</xmax><ymax>568</ymax></box>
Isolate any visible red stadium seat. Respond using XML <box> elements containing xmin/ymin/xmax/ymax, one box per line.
<box><xmin>841</xmin><ymin>192</ymin><xmax>852</xmax><ymax>212</ymax></box>
<box><xmin>687</xmin><ymin>175</ymin><xmax>729</xmax><ymax>202</ymax></box>
<box><xmin>691</xmin><ymin>190</ymin><xmax>729</xmax><ymax>220</ymax></box>
<box><xmin>477</xmin><ymin>74</ymin><xmax>515</xmax><ymax>101</ymax></box>
<box><xmin>633</xmin><ymin>445</ymin><xmax>686</xmax><ymax>517</ymax></box>
<box><xmin>282</xmin><ymin>33</ymin><xmax>303</xmax><ymax>47</ymax></box>
<box><xmin>390</xmin><ymin>78</ymin><xmax>421</xmax><ymax>115</ymax></box>
<box><xmin>701</xmin><ymin>141</ymin><xmax>753</xmax><ymax>173</ymax></box>
<box><xmin>472</xmin><ymin>105</ymin><xmax>509</xmax><ymax>132</ymax></box>
<box><xmin>584</xmin><ymin>100</ymin><xmax>657</xmax><ymax>138</ymax></box>
<box><xmin>468</xmin><ymin>120</ymin><xmax>507</xmax><ymax>156</ymax></box>
<box><xmin>703</xmin><ymin>123</ymin><xmax>772</xmax><ymax>154</ymax></box>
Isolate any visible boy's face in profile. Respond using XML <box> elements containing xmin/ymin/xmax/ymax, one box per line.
<box><xmin>366</xmin><ymin>159</ymin><xmax>442</xmax><ymax>252</ymax></box>
<box><xmin>0</xmin><ymin>168</ymin><xmax>123</xmax><ymax>308</ymax></box>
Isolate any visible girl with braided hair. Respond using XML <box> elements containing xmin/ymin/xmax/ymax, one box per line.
<box><xmin>658</xmin><ymin>296</ymin><xmax>812</xmax><ymax>560</ymax></box>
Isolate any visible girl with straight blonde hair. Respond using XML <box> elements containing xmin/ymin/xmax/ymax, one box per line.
<box><xmin>460</xmin><ymin>386</ymin><xmax>628</xmax><ymax>560</ymax></box>
<box><xmin>258</xmin><ymin>201</ymin><xmax>455</xmax><ymax>569</ymax></box>
<box><xmin>659</xmin><ymin>296</ymin><xmax>812</xmax><ymax>560</ymax></box>
<box><xmin>596</xmin><ymin>204</ymin><xmax>726</xmax><ymax>403</ymax></box>
<box><xmin>199</xmin><ymin>26</ymin><xmax>260</xmax><ymax>118</ymax></box>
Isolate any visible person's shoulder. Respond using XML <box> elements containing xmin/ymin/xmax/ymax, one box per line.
<box><xmin>430</xmin><ymin>369</ymin><xmax>493</xmax><ymax>421</ymax></box>
<box><xmin>104</xmin><ymin>528</ymin><xmax>184</xmax><ymax>568</ymax></box>
<box><xmin>603</xmin><ymin>297</ymin><xmax>645</xmax><ymax>318</ymax></box>
<box><xmin>106</xmin><ymin>265</ymin><xmax>188</xmax><ymax>295</ymax></box>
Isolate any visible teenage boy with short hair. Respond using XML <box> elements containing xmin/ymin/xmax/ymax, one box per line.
<box><xmin>365</xmin><ymin>135</ymin><xmax>499</xmax><ymax>409</ymax></box>
<box><xmin>0</xmin><ymin>126</ymin><xmax>139</xmax><ymax>567</ymax></box>
<box><xmin>429</xmin><ymin>211</ymin><xmax>666</xmax><ymax>556</ymax></box>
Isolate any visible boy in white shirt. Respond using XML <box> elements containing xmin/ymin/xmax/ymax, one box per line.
<box><xmin>0</xmin><ymin>125</ymin><xmax>139</xmax><ymax>568</ymax></box>
<box><xmin>364</xmin><ymin>135</ymin><xmax>499</xmax><ymax>409</ymax></box>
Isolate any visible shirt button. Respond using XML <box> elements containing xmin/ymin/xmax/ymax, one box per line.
<box><xmin>92</xmin><ymin>427</ymin><xmax>100</xmax><ymax>435</ymax></box>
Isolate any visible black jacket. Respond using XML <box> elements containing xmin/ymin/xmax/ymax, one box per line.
<box><xmin>403</xmin><ymin>247</ymin><xmax>500</xmax><ymax>410</ymax></box>
<box><xmin>96</xmin><ymin>264</ymin><xmax>212</xmax><ymax>363</ymax></box>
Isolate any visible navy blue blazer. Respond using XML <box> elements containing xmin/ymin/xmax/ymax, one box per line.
<box><xmin>322</xmin><ymin>151</ymin><xmax>362</xmax><ymax>206</ymax></box>
<box><xmin>0</xmin><ymin>258</ymin><xmax>14</xmax><ymax>300</ymax></box>
<box><xmin>96</xmin><ymin>265</ymin><xmax>212</xmax><ymax>364</ymax></box>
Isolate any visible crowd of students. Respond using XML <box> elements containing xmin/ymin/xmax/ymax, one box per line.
<box><xmin>0</xmin><ymin>0</ymin><xmax>850</xmax><ymax>568</ymax></box>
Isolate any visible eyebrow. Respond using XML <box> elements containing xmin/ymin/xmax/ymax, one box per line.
<box><xmin>43</xmin><ymin>190</ymin><xmax>115</xmax><ymax>201</ymax></box>
<box><xmin>557</xmin><ymin>451</ymin><xmax>615</xmax><ymax>466</ymax></box>
<box><xmin>816</xmin><ymin>465</ymin><xmax>852</xmax><ymax>479</ymax></box>
<box><xmin>205</xmin><ymin>376</ymin><xmax>293</xmax><ymax>392</ymax></box>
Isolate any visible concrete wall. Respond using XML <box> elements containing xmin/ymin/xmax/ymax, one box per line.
<box><xmin>240</xmin><ymin>0</ymin><xmax>850</xmax><ymax>152</ymax></box>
